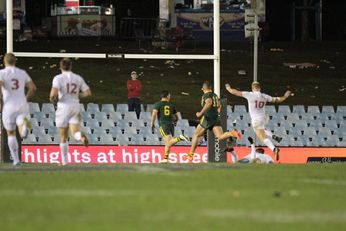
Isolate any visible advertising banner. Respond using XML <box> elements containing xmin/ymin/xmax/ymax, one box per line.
<box><xmin>57</xmin><ymin>15</ymin><xmax>115</xmax><ymax>36</ymax></box>
<box><xmin>176</xmin><ymin>10</ymin><xmax>245</xmax><ymax>41</ymax></box>
<box><xmin>21</xmin><ymin>145</ymin><xmax>346</xmax><ymax>164</ymax></box>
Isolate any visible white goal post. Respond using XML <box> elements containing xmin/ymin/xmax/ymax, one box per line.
<box><xmin>6</xmin><ymin>0</ymin><xmax>221</xmax><ymax>95</ymax></box>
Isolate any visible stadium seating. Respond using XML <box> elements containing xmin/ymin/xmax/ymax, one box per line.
<box><xmin>22</xmin><ymin>103</ymin><xmax>345</xmax><ymax>147</ymax></box>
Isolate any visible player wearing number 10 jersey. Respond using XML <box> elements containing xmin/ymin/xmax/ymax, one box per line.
<box><xmin>0</xmin><ymin>53</ymin><xmax>36</xmax><ymax>166</ymax></box>
<box><xmin>226</xmin><ymin>82</ymin><xmax>291</xmax><ymax>161</ymax></box>
<box><xmin>50</xmin><ymin>58</ymin><xmax>91</xmax><ymax>166</ymax></box>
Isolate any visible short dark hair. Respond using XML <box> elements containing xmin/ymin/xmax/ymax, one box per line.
<box><xmin>161</xmin><ymin>90</ymin><xmax>170</xmax><ymax>98</ymax></box>
<box><xmin>203</xmin><ymin>81</ymin><xmax>212</xmax><ymax>89</ymax></box>
<box><xmin>60</xmin><ymin>58</ymin><xmax>72</xmax><ymax>71</ymax></box>
<box><xmin>256</xmin><ymin>148</ymin><xmax>265</xmax><ymax>154</ymax></box>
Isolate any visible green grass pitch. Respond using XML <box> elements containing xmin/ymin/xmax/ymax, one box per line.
<box><xmin>0</xmin><ymin>163</ymin><xmax>346</xmax><ymax>231</ymax></box>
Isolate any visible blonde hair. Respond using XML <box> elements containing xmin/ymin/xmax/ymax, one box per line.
<box><xmin>4</xmin><ymin>53</ymin><xmax>16</xmax><ymax>66</ymax></box>
<box><xmin>251</xmin><ymin>81</ymin><xmax>261</xmax><ymax>90</ymax></box>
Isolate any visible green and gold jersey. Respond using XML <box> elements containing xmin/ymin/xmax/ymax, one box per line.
<box><xmin>153</xmin><ymin>100</ymin><xmax>177</xmax><ymax>125</ymax></box>
<box><xmin>201</xmin><ymin>91</ymin><xmax>220</xmax><ymax>119</ymax></box>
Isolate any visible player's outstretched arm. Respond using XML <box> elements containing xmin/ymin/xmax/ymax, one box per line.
<box><xmin>80</xmin><ymin>89</ymin><xmax>92</xmax><ymax>99</ymax></box>
<box><xmin>225</xmin><ymin>84</ymin><xmax>243</xmax><ymax>97</ymax></box>
<box><xmin>26</xmin><ymin>81</ymin><xmax>37</xmax><ymax>101</ymax></box>
<box><xmin>272</xmin><ymin>90</ymin><xmax>291</xmax><ymax>104</ymax></box>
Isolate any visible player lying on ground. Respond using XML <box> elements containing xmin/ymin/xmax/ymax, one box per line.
<box><xmin>226</xmin><ymin>137</ymin><xmax>274</xmax><ymax>164</ymax></box>
<box><xmin>0</xmin><ymin>53</ymin><xmax>36</xmax><ymax>166</ymax></box>
<box><xmin>188</xmin><ymin>81</ymin><xmax>242</xmax><ymax>161</ymax></box>
<box><xmin>150</xmin><ymin>90</ymin><xmax>189</xmax><ymax>163</ymax></box>
<box><xmin>225</xmin><ymin>81</ymin><xmax>291</xmax><ymax>161</ymax></box>
<box><xmin>50</xmin><ymin>58</ymin><xmax>91</xmax><ymax>166</ymax></box>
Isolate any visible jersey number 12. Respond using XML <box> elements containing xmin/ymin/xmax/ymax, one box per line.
<box><xmin>66</xmin><ymin>83</ymin><xmax>78</xmax><ymax>94</ymax></box>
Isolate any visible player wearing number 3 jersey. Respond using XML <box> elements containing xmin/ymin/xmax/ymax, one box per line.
<box><xmin>0</xmin><ymin>53</ymin><xmax>36</xmax><ymax>166</ymax></box>
<box><xmin>226</xmin><ymin>82</ymin><xmax>291</xmax><ymax>161</ymax></box>
<box><xmin>50</xmin><ymin>58</ymin><xmax>91</xmax><ymax>166</ymax></box>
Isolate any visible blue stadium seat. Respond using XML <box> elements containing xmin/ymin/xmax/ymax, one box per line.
<box><xmin>22</xmin><ymin>134</ymin><xmax>37</xmax><ymax>144</ymax></box>
<box><xmin>124</xmin><ymin>127</ymin><xmax>138</xmax><ymax>135</ymax></box>
<box><xmin>110</xmin><ymin>127</ymin><xmax>123</xmax><ymax>137</ymax></box>
<box><xmin>101</xmin><ymin>119</ymin><xmax>115</xmax><ymax>128</ymax></box>
<box><xmin>100</xmin><ymin>134</ymin><xmax>116</xmax><ymax>145</ymax></box>
<box><xmin>94</xmin><ymin>112</ymin><xmax>108</xmax><ymax>122</ymax></box>
<box><xmin>79</xmin><ymin>104</ymin><xmax>85</xmax><ymax>112</ymax></box>
<box><xmin>130</xmin><ymin>119</ymin><xmax>145</xmax><ymax>128</ymax></box>
<box><xmin>124</xmin><ymin>111</ymin><xmax>138</xmax><ymax>121</ymax></box>
<box><xmin>321</xmin><ymin>106</ymin><xmax>335</xmax><ymax>114</ymax></box>
<box><xmin>38</xmin><ymin>135</ymin><xmax>52</xmax><ymax>144</ymax></box>
<box><xmin>277</xmin><ymin>105</ymin><xmax>291</xmax><ymax>115</ymax></box>
<box><xmin>109</xmin><ymin>112</ymin><xmax>123</xmax><ymax>121</ymax></box>
<box><xmin>139</xmin><ymin>112</ymin><xmax>152</xmax><ymax>121</ymax></box>
<box><xmin>307</xmin><ymin>106</ymin><xmax>320</xmax><ymax>114</ymax></box>
<box><xmin>40</xmin><ymin>119</ymin><xmax>54</xmax><ymax>128</ymax></box>
<box><xmin>93</xmin><ymin>128</ymin><xmax>108</xmax><ymax>137</ymax></box>
<box><xmin>336</xmin><ymin>106</ymin><xmax>346</xmax><ymax>115</ymax></box>
<box><xmin>101</xmin><ymin>104</ymin><xmax>115</xmax><ymax>114</ymax></box>
<box><xmin>29</xmin><ymin>102</ymin><xmax>40</xmax><ymax>114</ymax></box>
<box><xmin>265</xmin><ymin>105</ymin><xmax>276</xmax><ymax>115</ymax></box>
<box><xmin>176</xmin><ymin>119</ymin><xmax>189</xmax><ymax>128</ymax></box>
<box><xmin>146</xmin><ymin>104</ymin><xmax>154</xmax><ymax>112</ymax></box>
<box><xmin>292</xmin><ymin>105</ymin><xmax>306</xmax><ymax>115</ymax></box>
<box><xmin>41</xmin><ymin>103</ymin><xmax>55</xmax><ymax>114</ymax></box>
<box><xmin>234</xmin><ymin>105</ymin><xmax>247</xmax><ymax>114</ymax></box>
<box><xmin>116</xmin><ymin>104</ymin><xmax>128</xmax><ymax>113</ymax></box>
<box><xmin>85</xmin><ymin>119</ymin><xmax>100</xmax><ymax>129</ymax></box>
<box><xmin>87</xmin><ymin>103</ymin><xmax>100</xmax><ymax>113</ymax></box>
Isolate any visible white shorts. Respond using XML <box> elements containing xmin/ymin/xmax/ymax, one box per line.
<box><xmin>251</xmin><ymin>115</ymin><xmax>269</xmax><ymax>130</ymax></box>
<box><xmin>55</xmin><ymin>104</ymin><xmax>81</xmax><ymax>128</ymax></box>
<box><xmin>2</xmin><ymin>103</ymin><xmax>30</xmax><ymax>131</ymax></box>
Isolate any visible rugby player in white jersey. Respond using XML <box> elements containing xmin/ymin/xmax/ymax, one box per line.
<box><xmin>0</xmin><ymin>53</ymin><xmax>36</xmax><ymax>166</ymax></box>
<box><xmin>227</xmin><ymin>137</ymin><xmax>274</xmax><ymax>164</ymax></box>
<box><xmin>225</xmin><ymin>82</ymin><xmax>291</xmax><ymax>161</ymax></box>
<box><xmin>50</xmin><ymin>58</ymin><xmax>91</xmax><ymax>166</ymax></box>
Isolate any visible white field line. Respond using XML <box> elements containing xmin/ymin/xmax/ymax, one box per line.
<box><xmin>202</xmin><ymin>209</ymin><xmax>346</xmax><ymax>223</ymax></box>
<box><xmin>301</xmin><ymin>178</ymin><xmax>346</xmax><ymax>186</ymax></box>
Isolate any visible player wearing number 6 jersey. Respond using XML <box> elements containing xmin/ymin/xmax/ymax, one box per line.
<box><xmin>225</xmin><ymin>82</ymin><xmax>291</xmax><ymax>161</ymax></box>
<box><xmin>187</xmin><ymin>81</ymin><xmax>242</xmax><ymax>162</ymax></box>
<box><xmin>0</xmin><ymin>53</ymin><xmax>36</xmax><ymax>166</ymax></box>
<box><xmin>150</xmin><ymin>90</ymin><xmax>189</xmax><ymax>163</ymax></box>
<box><xmin>50</xmin><ymin>58</ymin><xmax>91</xmax><ymax>166</ymax></box>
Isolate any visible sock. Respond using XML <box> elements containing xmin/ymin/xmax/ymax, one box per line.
<box><xmin>231</xmin><ymin>151</ymin><xmax>238</xmax><ymax>163</ymax></box>
<box><xmin>188</xmin><ymin>151</ymin><xmax>194</xmax><ymax>157</ymax></box>
<box><xmin>174</xmin><ymin>137</ymin><xmax>181</xmax><ymax>142</ymax></box>
<box><xmin>264</xmin><ymin>129</ymin><xmax>273</xmax><ymax>138</ymax></box>
<box><xmin>60</xmin><ymin>143</ymin><xmax>69</xmax><ymax>164</ymax></box>
<box><xmin>263</xmin><ymin>138</ymin><xmax>275</xmax><ymax>151</ymax></box>
<box><xmin>73</xmin><ymin>131</ymin><xmax>82</xmax><ymax>141</ymax></box>
<box><xmin>21</xmin><ymin>124</ymin><xmax>28</xmax><ymax>138</ymax></box>
<box><xmin>250</xmin><ymin>144</ymin><xmax>257</xmax><ymax>159</ymax></box>
<box><xmin>164</xmin><ymin>154</ymin><xmax>169</xmax><ymax>159</ymax></box>
<box><xmin>8</xmin><ymin>136</ymin><xmax>19</xmax><ymax>164</ymax></box>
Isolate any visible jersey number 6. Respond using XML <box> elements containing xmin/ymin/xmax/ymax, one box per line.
<box><xmin>164</xmin><ymin>106</ymin><xmax>170</xmax><ymax>116</ymax></box>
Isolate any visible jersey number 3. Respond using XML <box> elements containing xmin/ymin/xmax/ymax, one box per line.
<box><xmin>11</xmin><ymin>79</ymin><xmax>19</xmax><ymax>90</ymax></box>
<box><xmin>66</xmin><ymin>83</ymin><xmax>78</xmax><ymax>94</ymax></box>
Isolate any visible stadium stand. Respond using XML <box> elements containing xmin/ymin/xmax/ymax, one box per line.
<box><xmin>22</xmin><ymin>104</ymin><xmax>345</xmax><ymax>147</ymax></box>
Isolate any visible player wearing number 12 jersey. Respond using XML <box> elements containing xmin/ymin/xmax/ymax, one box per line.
<box><xmin>150</xmin><ymin>90</ymin><xmax>189</xmax><ymax>163</ymax></box>
<box><xmin>0</xmin><ymin>53</ymin><xmax>36</xmax><ymax>166</ymax></box>
<box><xmin>226</xmin><ymin>82</ymin><xmax>291</xmax><ymax>161</ymax></box>
<box><xmin>50</xmin><ymin>58</ymin><xmax>91</xmax><ymax>166</ymax></box>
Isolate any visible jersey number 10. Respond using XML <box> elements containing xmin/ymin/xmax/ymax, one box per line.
<box><xmin>255</xmin><ymin>100</ymin><xmax>265</xmax><ymax>109</ymax></box>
